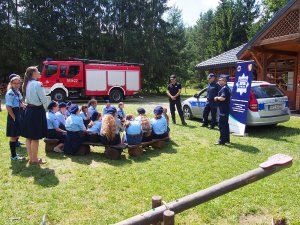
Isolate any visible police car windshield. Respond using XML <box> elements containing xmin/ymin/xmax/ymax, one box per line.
<box><xmin>252</xmin><ymin>85</ymin><xmax>284</xmax><ymax>99</ymax></box>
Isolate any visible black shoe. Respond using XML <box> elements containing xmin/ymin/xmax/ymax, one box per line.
<box><xmin>201</xmin><ymin>124</ymin><xmax>208</xmax><ymax>127</ymax></box>
<box><xmin>182</xmin><ymin>122</ymin><xmax>187</xmax><ymax>126</ymax></box>
<box><xmin>209</xmin><ymin>126</ymin><xmax>215</xmax><ymax>130</ymax></box>
<box><xmin>214</xmin><ymin>141</ymin><xmax>225</xmax><ymax>145</ymax></box>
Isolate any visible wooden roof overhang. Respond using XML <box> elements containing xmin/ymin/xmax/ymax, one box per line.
<box><xmin>238</xmin><ymin>0</ymin><xmax>300</xmax><ymax>66</ymax></box>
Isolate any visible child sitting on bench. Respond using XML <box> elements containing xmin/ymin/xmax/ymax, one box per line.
<box><xmin>86</xmin><ymin>111</ymin><xmax>102</xmax><ymax>142</ymax></box>
<box><xmin>46</xmin><ymin>101</ymin><xmax>67</xmax><ymax>153</ymax></box>
<box><xmin>151</xmin><ymin>106</ymin><xmax>168</xmax><ymax>139</ymax></box>
<box><xmin>100</xmin><ymin>106</ymin><xmax>121</xmax><ymax>145</ymax></box>
<box><xmin>124</xmin><ymin>114</ymin><xmax>142</xmax><ymax>145</ymax></box>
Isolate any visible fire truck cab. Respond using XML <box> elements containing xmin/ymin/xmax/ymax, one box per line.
<box><xmin>40</xmin><ymin>59</ymin><xmax>141</xmax><ymax>102</ymax></box>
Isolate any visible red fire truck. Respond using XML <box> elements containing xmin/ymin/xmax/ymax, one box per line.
<box><xmin>40</xmin><ymin>58</ymin><xmax>142</xmax><ymax>102</ymax></box>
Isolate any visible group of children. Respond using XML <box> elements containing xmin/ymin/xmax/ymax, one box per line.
<box><xmin>46</xmin><ymin>99</ymin><xmax>170</xmax><ymax>155</ymax></box>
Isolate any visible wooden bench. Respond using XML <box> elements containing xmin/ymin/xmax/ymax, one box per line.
<box><xmin>44</xmin><ymin>139</ymin><xmax>127</xmax><ymax>158</ymax></box>
<box><xmin>82</xmin><ymin>142</ymin><xmax>127</xmax><ymax>160</ymax></box>
<box><xmin>127</xmin><ymin>137</ymin><xmax>170</xmax><ymax>157</ymax></box>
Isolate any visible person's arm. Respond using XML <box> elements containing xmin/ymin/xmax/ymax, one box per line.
<box><xmin>174</xmin><ymin>89</ymin><xmax>182</xmax><ymax>98</ymax></box>
<box><xmin>6</xmin><ymin>105</ymin><xmax>15</xmax><ymax>121</ymax></box>
<box><xmin>55</xmin><ymin>127</ymin><xmax>67</xmax><ymax>133</ymax></box>
<box><xmin>35</xmin><ymin>82</ymin><xmax>48</xmax><ymax>109</ymax></box>
<box><xmin>166</xmin><ymin>90</ymin><xmax>173</xmax><ymax>98</ymax></box>
<box><xmin>214</xmin><ymin>88</ymin><xmax>227</xmax><ymax>102</ymax></box>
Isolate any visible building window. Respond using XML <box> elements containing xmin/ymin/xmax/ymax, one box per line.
<box><xmin>266</xmin><ymin>59</ymin><xmax>295</xmax><ymax>91</ymax></box>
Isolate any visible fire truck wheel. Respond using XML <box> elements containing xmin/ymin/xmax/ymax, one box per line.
<box><xmin>51</xmin><ymin>89</ymin><xmax>66</xmax><ymax>102</ymax></box>
<box><xmin>109</xmin><ymin>89</ymin><xmax>123</xmax><ymax>102</ymax></box>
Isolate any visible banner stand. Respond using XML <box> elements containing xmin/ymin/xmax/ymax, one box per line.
<box><xmin>229</xmin><ymin>61</ymin><xmax>254</xmax><ymax>136</ymax></box>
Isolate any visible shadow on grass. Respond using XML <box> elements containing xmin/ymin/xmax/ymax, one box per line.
<box><xmin>68</xmin><ymin>150</ymin><xmax>132</xmax><ymax>167</ymax></box>
<box><xmin>223</xmin><ymin>142</ymin><xmax>260</xmax><ymax>154</ymax></box>
<box><xmin>128</xmin><ymin>140</ymin><xmax>178</xmax><ymax>162</ymax></box>
<box><xmin>10</xmin><ymin>149</ymin><xmax>59</xmax><ymax>187</ymax></box>
<box><xmin>246</xmin><ymin>125</ymin><xmax>300</xmax><ymax>142</ymax></box>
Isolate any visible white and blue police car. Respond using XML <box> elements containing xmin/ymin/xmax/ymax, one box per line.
<box><xmin>182</xmin><ymin>81</ymin><xmax>291</xmax><ymax>126</ymax></box>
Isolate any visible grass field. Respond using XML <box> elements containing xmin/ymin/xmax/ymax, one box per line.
<box><xmin>0</xmin><ymin>95</ymin><xmax>299</xmax><ymax>225</ymax></box>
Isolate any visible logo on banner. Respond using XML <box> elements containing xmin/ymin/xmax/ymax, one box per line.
<box><xmin>236</xmin><ymin>73</ymin><xmax>249</xmax><ymax>96</ymax></box>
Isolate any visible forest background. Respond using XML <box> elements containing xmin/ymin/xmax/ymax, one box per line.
<box><xmin>0</xmin><ymin>0</ymin><xmax>290</xmax><ymax>92</ymax></box>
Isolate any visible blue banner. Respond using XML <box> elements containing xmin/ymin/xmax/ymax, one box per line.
<box><xmin>229</xmin><ymin>61</ymin><xmax>254</xmax><ymax>135</ymax></box>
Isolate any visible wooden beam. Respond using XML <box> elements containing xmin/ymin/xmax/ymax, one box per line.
<box><xmin>251</xmin><ymin>46</ymin><xmax>298</xmax><ymax>57</ymax></box>
<box><xmin>249</xmin><ymin>51</ymin><xmax>263</xmax><ymax>71</ymax></box>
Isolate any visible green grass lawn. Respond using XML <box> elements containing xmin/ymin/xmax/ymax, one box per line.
<box><xmin>0</xmin><ymin>96</ymin><xmax>299</xmax><ymax>225</ymax></box>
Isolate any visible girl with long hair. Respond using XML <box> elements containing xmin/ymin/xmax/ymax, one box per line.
<box><xmin>21</xmin><ymin>66</ymin><xmax>48</xmax><ymax>165</ymax></box>
<box><xmin>100</xmin><ymin>107</ymin><xmax>121</xmax><ymax>145</ymax></box>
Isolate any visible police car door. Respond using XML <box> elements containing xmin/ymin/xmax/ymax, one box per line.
<box><xmin>197</xmin><ymin>88</ymin><xmax>208</xmax><ymax>118</ymax></box>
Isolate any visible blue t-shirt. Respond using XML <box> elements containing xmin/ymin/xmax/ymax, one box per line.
<box><xmin>79</xmin><ymin>111</ymin><xmax>89</xmax><ymax>120</ymax></box>
<box><xmin>126</xmin><ymin>120</ymin><xmax>141</xmax><ymax>135</ymax></box>
<box><xmin>25</xmin><ymin>80</ymin><xmax>48</xmax><ymax>109</ymax></box>
<box><xmin>150</xmin><ymin>117</ymin><xmax>167</xmax><ymax>134</ymax></box>
<box><xmin>87</xmin><ymin>121</ymin><xmax>102</xmax><ymax>133</ymax></box>
<box><xmin>47</xmin><ymin>111</ymin><xmax>59</xmax><ymax>129</ymax></box>
<box><xmin>55</xmin><ymin>111</ymin><xmax>66</xmax><ymax>126</ymax></box>
<box><xmin>65</xmin><ymin>114</ymin><xmax>86</xmax><ymax>132</ymax></box>
<box><xmin>88</xmin><ymin>106</ymin><xmax>97</xmax><ymax>117</ymax></box>
<box><xmin>5</xmin><ymin>89</ymin><xmax>22</xmax><ymax>108</ymax></box>
<box><xmin>218</xmin><ymin>85</ymin><xmax>231</xmax><ymax>115</ymax></box>
<box><xmin>117</xmin><ymin>108</ymin><xmax>125</xmax><ymax>119</ymax></box>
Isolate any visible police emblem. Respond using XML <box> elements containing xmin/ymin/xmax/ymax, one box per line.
<box><xmin>236</xmin><ymin>73</ymin><xmax>249</xmax><ymax>96</ymax></box>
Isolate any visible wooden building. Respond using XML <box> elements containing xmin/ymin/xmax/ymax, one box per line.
<box><xmin>196</xmin><ymin>0</ymin><xmax>300</xmax><ymax>110</ymax></box>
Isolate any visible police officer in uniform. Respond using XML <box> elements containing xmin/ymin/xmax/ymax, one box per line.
<box><xmin>214</xmin><ymin>75</ymin><xmax>231</xmax><ymax>145</ymax></box>
<box><xmin>202</xmin><ymin>73</ymin><xmax>219</xmax><ymax>129</ymax></box>
<box><xmin>166</xmin><ymin>75</ymin><xmax>187</xmax><ymax>125</ymax></box>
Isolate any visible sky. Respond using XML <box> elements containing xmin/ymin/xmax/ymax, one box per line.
<box><xmin>167</xmin><ymin>0</ymin><xmax>220</xmax><ymax>27</ymax></box>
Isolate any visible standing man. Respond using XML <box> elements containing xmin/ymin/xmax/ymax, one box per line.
<box><xmin>214</xmin><ymin>75</ymin><xmax>231</xmax><ymax>145</ymax></box>
<box><xmin>202</xmin><ymin>73</ymin><xmax>219</xmax><ymax>129</ymax></box>
<box><xmin>166</xmin><ymin>74</ymin><xmax>187</xmax><ymax>126</ymax></box>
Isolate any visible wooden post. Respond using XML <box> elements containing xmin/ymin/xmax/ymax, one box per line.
<box><xmin>163</xmin><ymin>210</ymin><xmax>175</xmax><ymax>225</ymax></box>
<box><xmin>152</xmin><ymin>196</ymin><xmax>162</xmax><ymax>225</ymax></box>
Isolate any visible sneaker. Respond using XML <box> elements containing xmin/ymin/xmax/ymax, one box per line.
<box><xmin>53</xmin><ymin>147</ymin><xmax>64</xmax><ymax>153</ymax></box>
<box><xmin>11</xmin><ymin>155</ymin><xmax>25</xmax><ymax>161</ymax></box>
<box><xmin>16</xmin><ymin>141</ymin><xmax>24</xmax><ymax>147</ymax></box>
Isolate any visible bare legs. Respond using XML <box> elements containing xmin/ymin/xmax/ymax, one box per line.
<box><xmin>26</xmin><ymin>139</ymin><xmax>40</xmax><ymax>163</ymax></box>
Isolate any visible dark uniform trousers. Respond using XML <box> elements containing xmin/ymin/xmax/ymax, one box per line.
<box><xmin>169</xmin><ymin>99</ymin><xmax>185</xmax><ymax>124</ymax></box>
<box><xmin>218</xmin><ymin>114</ymin><xmax>230</xmax><ymax>143</ymax></box>
<box><xmin>203</xmin><ymin>101</ymin><xmax>217</xmax><ymax>127</ymax></box>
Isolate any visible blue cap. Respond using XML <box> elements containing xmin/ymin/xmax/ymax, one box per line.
<box><xmin>66</xmin><ymin>101</ymin><xmax>72</xmax><ymax>106</ymax></box>
<box><xmin>91</xmin><ymin>111</ymin><xmax>99</xmax><ymax>121</ymax></box>
<box><xmin>47</xmin><ymin>101</ymin><xmax>58</xmax><ymax>110</ymax></box>
<box><xmin>59</xmin><ymin>102</ymin><xmax>67</xmax><ymax>108</ymax></box>
<box><xmin>9</xmin><ymin>73</ymin><xmax>18</xmax><ymax>81</ymax></box>
<box><xmin>70</xmin><ymin>104</ymin><xmax>79</xmax><ymax>114</ymax></box>
<box><xmin>153</xmin><ymin>106</ymin><xmax>164</xmax><ymax>115</ymax></box>
<box><xmin>207</xmin><ymin>73</ymin><xmax>215</xmax><ymax>79</ymax></box>
<box><xmin>137</xmin><ymin>107</ymin><xmax>145</xmax><ymax>114</ymax></box>
<box><xmin>106</xmin><ymin>106</ymin><xmax>117</xmax><ymax>115</ymax></box>
<box><xmin>105</xmin><ymin>100</ymin><xmax>110</xmax><ymax>104</ymax></box>
<box><xmin>219</xmin><ymin>74</ymin><xmax>229</xmax><ymax>80</ymax></box>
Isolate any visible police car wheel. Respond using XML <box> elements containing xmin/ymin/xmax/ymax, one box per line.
<box><xmin>109</xmin><ymin>89</ymin><xmax>123</xmax><ymax>102</ymax></box>
<box><xmin>183</xmin><ymin>106</ymin><xmax>192</xmax><ymax>120</ymax></box>
<box><xmin>51</xmin><ymin>89</ymin><xmax>66</xmax><ymax>102</ymax></box>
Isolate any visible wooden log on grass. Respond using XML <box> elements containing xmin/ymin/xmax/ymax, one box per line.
<box><xmin>114</xmin><ymin>154</ymin><xmax>293</xmax><ymax>225</ymax></box>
